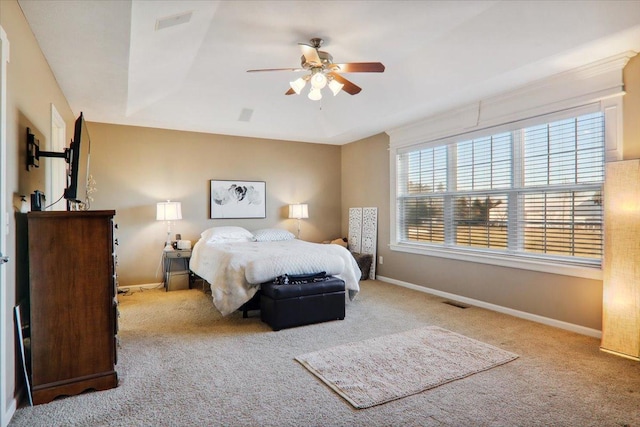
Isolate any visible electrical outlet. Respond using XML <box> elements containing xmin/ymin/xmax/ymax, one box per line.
<box><xmin>379</xmin><ymin>256</ymin><xmax>383</xmax><ymax>265</ymax></box>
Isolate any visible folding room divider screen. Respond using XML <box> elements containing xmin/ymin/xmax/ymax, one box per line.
<box><xmin>348</xmin><ymin>207</ymin><xmax>378</xmax><ymax>280</ymax></box>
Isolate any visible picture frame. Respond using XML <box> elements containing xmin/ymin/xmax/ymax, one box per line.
<box><xmin>210</xmin><ymin>180</ymin><xmax>266</xmax><ymax>219</ymax></box>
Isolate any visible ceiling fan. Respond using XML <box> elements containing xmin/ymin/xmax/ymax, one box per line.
<box><xmin>247</xmin><ymin>38</ymin><xmax>385</xmax><ymax>100</ymax></box>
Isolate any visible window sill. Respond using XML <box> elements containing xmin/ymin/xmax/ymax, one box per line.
<box><xmin>389</xmin><ymin>243</ymin><xmax>602</xmax><ymax>280</ymax></box>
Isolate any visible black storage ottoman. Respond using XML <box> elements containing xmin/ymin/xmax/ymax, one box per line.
<box><xmin>260</xmin><ymin>277</ymin><xmax>346</xmax><ymax>331</ymax></box>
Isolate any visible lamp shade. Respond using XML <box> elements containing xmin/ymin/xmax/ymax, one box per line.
<box><xmin>310</xmin><ymin>72</ymin><xmax>327</xmax><ymax>89</ymax></box>
<box><xmin>307</xmin><ymin>88</ymin><xmax>322</xmax><ymax>101</ymax></box>
<box><xmin>328</xmin><ymin>79</ymin><xmax>344</xmax><ymax>96</ymax></box>
<box><xmin>156</xmin><ymin>201</ymin><xmax>182</xmax><ymax>221</ymax></box>
<box><xmin>288</xmin><ymin>203</ymin><xmax>309</xmax><ymax>219</ymax></box>
<box><xmin>289</xmin><ymin>77</ymin><xmax>307</xmax><ymax>95</ymax></box>
<box><xmin>601</xmin><ymin>160</ymin><xmax>640</xmax><ymax>360</ymax></box>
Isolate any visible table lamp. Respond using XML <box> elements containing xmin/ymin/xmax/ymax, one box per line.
<box><xmin>288</xmin><ymin>203</ymin><xmax>309</xmax><ymax>238</ymax></box>
<box><xmin>156</xmin><ymin>200</ymin><xmax>182</xmax><ymax>251</ymax></box>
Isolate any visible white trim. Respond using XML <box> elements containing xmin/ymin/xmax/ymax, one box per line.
<box><xmin>389</xmin><ymin>101</ymin><xmax>617</xmax><ymax>277</ymax></box>
<box><xmin>0</xmin><ymin>25</ymin><xmax>14</xmax><ymax>427</ymax></box>
<box><xmin>377</xmin><ymin>275</ymin><xmax>602</xmax><ymax>339</ymax></box>
<box><xmin>603</xmin><ymin>96</ymin><xmax>623</xmax><ymax>161</ymax></box>
<box><xmin>396</xmin><ymin>103</ymin><xmax>602</xmax><ymax>154</ymax></box>
<box><xmin>388</xmin><ymin>54</ymin><xmax>629</xmax><ymax>276</ymax></box>
<box><xmin>389</xmin><ymin>243</ymin><xmax>603</xmax><ymax>280</ymax></box>
<box><xmin>387</xmin><ymin>51</ymin><xmax>634</xmax><ymax>148</ymax></box>
<box><xmin>47</xmin><ymin>104</ymin><xmax>66</xmax><ymax>210</ymax></box>
<box><xmin>117</xmin><ymin>282</ymin><xmax>163</xmax><ymax>292</ymax></box>
<box><xmin>1</xmin><ymin>401</ymin><xmax>15</xmax><ymax>427</ymax></box>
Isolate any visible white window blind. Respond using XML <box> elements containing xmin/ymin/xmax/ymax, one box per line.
<box><xmin>396</xmin><ymin>111</ymin><xmax>604</xmax><ymax>266</ymax></box>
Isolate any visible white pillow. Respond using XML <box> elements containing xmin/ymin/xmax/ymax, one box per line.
<box><xmin>252</xmin><ymin>228</ymin><xmax>295</xmax><ymax>242</ymax></box>
<box><xmin>200</xmin><ymin>226</ymin><xmax>254</xmax><ymax>243</ymax></box>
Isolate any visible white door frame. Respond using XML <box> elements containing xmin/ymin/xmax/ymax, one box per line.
<box><xmin>47</xmin><ymin>104</ymin><xmax>66</xmax><ymax>210</ymax></box>
<box><xmin>0</xmin><ymin>25</ymin><xmax>12</xmax><ymax>427</ymax></box>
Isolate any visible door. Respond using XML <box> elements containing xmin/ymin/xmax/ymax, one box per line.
<box><xmin>0</xmin><ymin>25</ymin><xmax>11</xmax><ymax>427</ymax></box>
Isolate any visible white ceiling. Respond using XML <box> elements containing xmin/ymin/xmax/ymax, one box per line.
<box><xmin>17</xmin><ymin>0</ymin><xmax>640</xmax><ymax>145</ymax></box>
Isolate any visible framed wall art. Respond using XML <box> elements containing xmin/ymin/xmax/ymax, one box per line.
<box><xmin>210</xmin><ymin>180</ymin><xmax>266</xmax><ymax>219</ymax></box>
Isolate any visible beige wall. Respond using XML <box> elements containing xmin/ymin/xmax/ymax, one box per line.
<box><xmin>341</xmin><ymin>55</ymin><xmax>640</xmax><ymax>332</ymax></box>
<box><xmin>1</xmin><ymin>0</ymin><xmax>76</xmax><ymax>419</ymax></box>
<box><xmin>340</xmin><ymin>132</ymin><xmax>389</xmax><ymax>261</ymax></box>
<box><xmin>87</xmin><ymin>122</ymin><xmax>342</xmax><ymax>286</ymax></box>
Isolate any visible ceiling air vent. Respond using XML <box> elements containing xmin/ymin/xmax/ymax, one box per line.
<box><xmin>155</xmin><ymin>11</ymin><xmax>193</xmax><ymax>31</ymax></box>
<box><xmin>238</xmin><ymin>108</ymin><xmax>254</xmax><ymax>122</ymax></box>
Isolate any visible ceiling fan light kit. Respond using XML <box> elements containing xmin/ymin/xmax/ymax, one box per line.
<box><xmin>248</xmin><ymin>38</ymin><xmax>385</xmax><ymax>101</ymax></box>
<box><xmin>328</xmin><ymin>79</ymin><xmax>344</xmax><ymax>96</ymax></box>
<box><xmin>289</xmin><ymin>77</ymin><xmax>307</xmax><ymax>95</ymax></box>
<box><xmin>311</xmin><ymin>72</ymin><xmax>327</xmax><ymax>89</ymax></box>
<box><xmin>308</xmin><ymin>88</ymin><xmax>323</xmax><ymax>101</ymax></box>
<box><xmin>290</xmin><ymin>72</ymin><xmax>344</xmax><ymax>100</ymax></box>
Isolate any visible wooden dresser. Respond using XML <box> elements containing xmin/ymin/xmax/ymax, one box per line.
<box><xmin>26</xmin><ymin>210</ymin><xmax>118</xmax><ymax>404</ymax></box>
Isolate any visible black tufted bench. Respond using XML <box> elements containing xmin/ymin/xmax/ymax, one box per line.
<box><xmin>260</xmin><ymin>277</ymin><xmax>345</xmax><ymax>331</ymax></box>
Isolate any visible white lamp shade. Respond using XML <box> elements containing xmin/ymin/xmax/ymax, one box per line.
<box><xmin>310</xmin><ymin>72</ymin><xmax>327</xmax><ymax>89</ymax></box>
<box><xmin>308</xmin><ymin>88</ymin><xmax>322</xmax><ymax>101</ymax></box>
<box><xmin>289</xmin><ymin>77</ymin><xmax>306</xmax><ymax>95</ymax></box>
<box><xmin>601</xmin><ymin>160</ymin><xmax>640</xmax><ymax>360</ymax></box>
<box><xmin>156</xmin><ymin>201</ymin><xmax>182</xmax><ymax>221</ymax></box>
<box><xmin>328</xmin><ymin>79</ymin><xmax>344</xmax><ymax>96</ymax></box>
<box><xmin>288</xmin><ymin>203</ymin><xmax>309</xmax><ymax>219</ymax></box>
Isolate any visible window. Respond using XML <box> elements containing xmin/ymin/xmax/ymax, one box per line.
<box><xmin>396</xmin><ymin>111</ymin><xmax>604</xmax><ymax>268</ymax></box>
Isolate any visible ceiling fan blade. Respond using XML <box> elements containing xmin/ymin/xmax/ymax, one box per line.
<box><xmin>298</xmin><ymin>43</ymin><xmax>322</xmax><ymax>66</ymax></box>
<box><xmin>247</xmin><ymin>67</ymin><xmax>303</xmax><ymax>73</ymax></box>
<box><xmin>285</xmin><ymin>88</ymin><xmax>296</xmax><ymax>95</ymax></box>
<box><xmin>331</xmin><ymin>62</ymin><xmax>385</xmax><ymax>73</ymax></box>
<box><xmin>328</xmin><ymin>72</ymin><xmax>362</xmax><ymax>95</ymax></box>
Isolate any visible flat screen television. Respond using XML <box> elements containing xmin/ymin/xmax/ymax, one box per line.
<box><xmin>26</xmin><ymin>112</ymin><xmax>91</xmax><ymax>210</ymax></box>
<box><xmin>63</xmin><ymin>112</ymin><xmax>91</xmax><ymax>207</ymax></box>
<box><xmin>26</xmin><ymin>113</ymin><xmax>91</xmax><ymax>210</ymax></box>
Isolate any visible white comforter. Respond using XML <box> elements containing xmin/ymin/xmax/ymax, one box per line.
<box><xmin>189</xmin><ymin>239</ymin><xmax>361</xmax><ymax>316</ymax></box>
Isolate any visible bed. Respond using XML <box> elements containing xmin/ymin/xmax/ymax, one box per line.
<box><xmin>189</xmin><ymin>226</ymin><xmax>361</xmax><ymax>316</ymax></box>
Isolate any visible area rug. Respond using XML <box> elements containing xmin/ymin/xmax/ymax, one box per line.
<box><xmin>295</xmin><ymin>326</ymin><xmax>518</xmax><ymax>409</ymax></box>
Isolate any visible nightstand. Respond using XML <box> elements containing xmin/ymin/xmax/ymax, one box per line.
<box><xmin>162</xmin><ymin>249</ymin><xmax>191</xmax><ymax>291</ymax></box>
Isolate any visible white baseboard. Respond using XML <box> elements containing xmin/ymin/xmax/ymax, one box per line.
<box><xmin>117</xmin><ymin>282</ymin><xmax>163</xmax><ymax>292</ymax></box>
<box><xmin>2</xmin><ymin>397</ymin><xmax>16</xmax><ymax>427</ymax></box>
<box><xmin>376</xmin><ymin>275</ymin><xmax>602</xmax><ymax>339</ymax></box>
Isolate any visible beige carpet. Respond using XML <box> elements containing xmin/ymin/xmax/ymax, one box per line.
<box><xmin>296</xmin><ymin>326</ymin><xmax>518</xmax><ymax>408</ymax></box>
<box><xmin>8</xmin><ymin>281</ymin><xmax>640</xmax><ymax>426</ymax></box>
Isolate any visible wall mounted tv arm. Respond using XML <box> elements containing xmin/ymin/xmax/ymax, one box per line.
<box><xmin>26</xmin><ymin>127</ymin><xmax>70</xmax><ymax>171</ymax></box>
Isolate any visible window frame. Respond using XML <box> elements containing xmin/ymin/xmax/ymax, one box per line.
<box><xmin>390</xmin><ymin>100</ymin><xmax>622</xmax><ymax>280</ymax></box>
